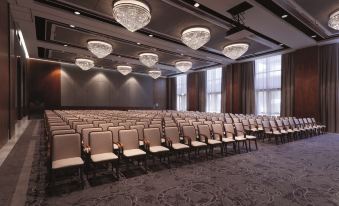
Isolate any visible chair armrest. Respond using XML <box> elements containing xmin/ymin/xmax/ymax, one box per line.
<box><xmin>164</xmin><ymin>137</ymin><xmax>173</xmax><ymax>147</ymax></box>
<box><xmin>116</xmin><ymin>143</ymin><xmax>124</xmax><ymax>155</ymax></box>
<box><xmin>144</xmin><ymin>138</ymin><xmax>150</xmax><ymax>150</ymax></box>
<box><xmin>199</xmin><ymin>134</ymin><xmax>209</xmax><ymax>144</ymax></box>
<box><xmin>183</xmin><ymin>136</ymin><xmax>192</xmax><ymax>146</ymax></box>
<box><xmin>213</xmin><ymin>133</ymin><xmax>223</xmax><ymax>141</ymax></box>
<box><xmin>83</xmin><ymin>146</ymin><xmax>91</xmax><ymax>154</ymax></box>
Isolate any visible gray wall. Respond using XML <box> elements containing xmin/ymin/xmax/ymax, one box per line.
<box><xmin>61</xmin><ymin>64</ymin><xmax>156</xmax><ymax>108</ymax></box>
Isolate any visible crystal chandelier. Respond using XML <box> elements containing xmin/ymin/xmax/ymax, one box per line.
<box><xmin>117</xmin><ymin>65</ymin><xmax>132</xmax><ymax>75</ymax></box>
<box><xmin>181</xmin><ymin>27</ymin><xmax>210</xmax><ymax>50</ymax></box>
<box><xmin>75</xmin><ymin>58</ymin><xmax>94</xmax><ymax>70</ymax></box>
<box><xmin>112</xmin><ymin>0</ymin><xmax>151</xmax><ymax>32</ymax></box>
<box><xmin>329</xmin><ymin>10</ymin><xmax>339</xmax><ymax>30</ymax></box>
<box><xmin>148</xmin><ymin>69</ymin><xmax>161</xmax><ymax>79</ymax></box>
<box><xmin>87</xmin><ymin>40</ymin><xmax>113</xmax><ymax>58</ymax></box>
<box><xmin>175</xmin><ymin>61</ymin><xmax>192</xmax><ymax>72</ymax></box>
<box><xmin>139</xmin><ymin>53</ymin><xmax>158</xmax><ymax>67</ymax></box>
<box><xmin>222</xmin><ymin>43</ymin><xmax>249</xmax><ymax>60</ymax></box>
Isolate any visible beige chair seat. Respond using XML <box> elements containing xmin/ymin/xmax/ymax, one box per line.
<box><xmin>191</xmin><ymin>141</ymin><xmax>207</xmax><ymax>147</ymax></box>
<box><xmin>280</xmin><ymin>130</ymin><xmax>288</xmax><ymax>134</ymax></box>
<box><xmin>245</xmin><ymin>135</ymin><xmax>256</xmax><ymax>140</ymax></box>
<box><xmin>235</xmin><ymin>136</ymin><xmax>246</xmax><ymax>141</ymax></box>
<box><xmin>258</xmin><ymin>127</ymin><xmax>264</xmax><ymax>131</ymax></box>
<box><xmin>52</xmin><ymin>157</ymin><xmax>84</xmax><ymax>169</ymax></box>
<box><xmin>222</xmin><ymin>138</ymin><xmax>235</xmax><ymax>143</ymax></box>
<box><xmin>293</xmin><ymin>128</ymin><xmax>300</xmax><ymax>132</ymax></box>
<box><xmin>123</xmin><ymin>149</ymin><xmax>146</xmax><ymax>157</ymax></box>
<box><xmin>273</xmin><ymin>131</ymin><xmax>281</xmax><ymax>135</ymax></box>
<box><xmin>91</xmin><ymin>152</ymin><xmax>118</xmax><ymax>163</ymax></box>
<box><xmin>207</xmin><ymin>139</ymin><xmax>221</xmax><ymax>144</ymax></box>
<box><xmin>251</xmin><ymin>128</ymin><xmax>258</xmax><ymax>132</ymax></box>
<box><xmin>172</xmin><ymin>143</ymin><xmax>189</xmax><ymax>150</ymax></box>
<box><xmin>149</xmin><ymin>146</ymin><xmax>169</xmax><ymax>153</ymax></box>
<box><xmin>287</xmin><ymin>129</ymin><xmax>294</xmax><ymax>133</ymax></box>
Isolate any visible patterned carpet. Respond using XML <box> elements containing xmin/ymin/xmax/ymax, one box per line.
<box><xmin>26</xmin><ymin>131</ymin><xmax>339</xmax><ymax>206</ymax></box>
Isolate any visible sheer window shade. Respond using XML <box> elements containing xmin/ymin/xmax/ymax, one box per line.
<box><xmin>176</xmin><ymin>75</ymin><xmax>187</xmax><ymax>111</ymax></box>
<box><xmin>206</xmin><ymin>68</ymin><xmax>222</xmax><ymax>113</ymax></box>
<box><xmin>255</xmin><ymin>55</ymin><xmax>282</xmax><ymax>116</ymax></box>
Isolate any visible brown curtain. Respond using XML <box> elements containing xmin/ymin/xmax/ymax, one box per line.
<box><xmin>198</xmin><ymin>71</ymin><xmax>206</xmax><ymax>112</ymax></box>
<box><xmin>281</xmin><ymin>52</ymin><xmax>295</xmax><ymax>117</ymax></box>
<box><xmin>241</xmin><ymin>61</ymin><xmax>255</xmax><ymax>114</ymax></box>
<box><xmin>167</xmin><ymin>77</ymin><xmax>176</xmax><ymax>110</ymax></box>
<box><xmin>319</xmin><ymin>43</ymin><xmax>339</xmax><ymax>133</ymax></box>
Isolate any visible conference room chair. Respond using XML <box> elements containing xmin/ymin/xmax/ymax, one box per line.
<box><xmin>81</xmin><ymin>127</ymin><xmax>103</xmax><ymax>150</ymax></box>
<box><xmin>111</xmin><ymin>119</ymin><xmax>123</xmax><ymax>126</ymax></box>
<box><xmin>108</xmin><ymin>126</ymin><xmax>125</xmax><ymax>150</ymax></box>
<box><xmin>130</xmin><ymin>124</ymin><xmax>145</xmax><ymax>147</ymax></box>
<box><xmin>311</xmin><ymin>118</ymin><xmax>326</xmax><ymax>133</ymax></box>
<box><xmin>224</xmin><ymin>123</ymin><xmax>247</xmax><ymax>153</ymax></box>
<box><xmin>88</xmin><ymin>131</ymin><xmax>119</xmax><ymax>179</ymax></box>
<box><xmin>294</xmin><ymin>118</ymin><xmax>310</xmax><ymax>137</ymax></box>
<box><xmin>282</xmin><ymin>119</ymin><xmax>298</xmax><ymax>140</ymax></box>
<box><xmin>119</xmin><ymin>122</ymin><xmax>131</xmax><ymax>129</ymax></box>
<box><xmin>182</xmin><ymin>125</ymin><xmax>208</xmax><ymax>158</ymax></box>
<box><xmin>93</xmin><ymin>120</ymin><xmax>106</xmax><ymax>127</ymax></box>
<box><xmin>99</xmin><ymin>123</ymin><xmax>114</xmax><ymax>131</ymax></box>
<box><xmin>118</xmin><ymin>129</ymin><xmax>147</xmax><ymax>172</ymax></box>
<box><xmin>264</xmin><ymin>120</ymin><xmax>283</xmax><ymax>144</ymax></box>
<box><xmin>164</xmin><ymin>126</ymin><xmax>190</xmax><ymax>160</ymax></box>
<box><xmin>126</xmin><ymin>119</ymin><xmax>137</xmax><ymax>125</ymax></box>
<box><xmin>51</xmin><ymin>129</ymin><xmax>76</xmax><ymax>137</ymax></box>
<box><xmin>197</xmin><ymin>124</ymin><xmax>222</xmax><ymax>157</ymax></box>
<box><xmin>276</xmin><ymin>119</ymin><xmax>293</xmax><ymax>141</ymax></box>
<box><xmin>143</xmin><ymin>127</ymin><xmax>170</xmax><ymax>165</ymax></box>
<box><xmin>211</xmin><ymin>123</ymin><xmax>236</xmax><ymax>155</ymax></box>
<box><xmin>136</xmin><ymin>121</ymin><xmax>149</xmax><ymax>128</ymax></box>
<box><xmin>76</xmin><ymin>124</ymin><xmax>94</xmax><ymax>134</ymax></box>
<box><xmin>225</xmin><ymin>118</ymin><xmax>233</xmax><ymax>124</ymax></box>
<box><xmin>50</xmin><ymin>133</ymin><xmax>84</xmax><ymax>188</ymax></box>
<box><xmin>234</xmin><ymin>123</ymin><xmax>258</xmax><ymax>151</ymax></box>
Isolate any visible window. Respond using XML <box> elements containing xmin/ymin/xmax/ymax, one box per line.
<box><xmin>176</xmin><ymin>75</ymin><xmax>187</xmax><ymax>111</ymax></box>
<box><xmin>206</xmin><ymin>67</ymin><xmax>222</xmax><ymax>113</ymax></box>
<box><xmin>255</xmin><ymin>55</ymin><xmax>282</xmax><ymax>116</ymax></box>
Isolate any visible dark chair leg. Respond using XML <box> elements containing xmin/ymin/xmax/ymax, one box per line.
<box><xmin>255</xmin><ymin>139</ymin><xmax>258</xmax><ymax>150</ymax></box>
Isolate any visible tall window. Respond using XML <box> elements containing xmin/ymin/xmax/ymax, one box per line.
<box><xmin>206</xmin><ymin>67</ymin><xmax>222</xmax><ymax>112</ymax></box>
<box><xmin>255</xmin><ymin>55</ymin><xmax>282</xmax><ymax>116</ymax></box>
<box><xmin>176</xmin><ymin>75</ymin><xmax>187</xmax><ymax>111</ymax></box>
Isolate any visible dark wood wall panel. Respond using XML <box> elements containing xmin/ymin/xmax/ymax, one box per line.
<box><xmin>153</xmin><ymin>78</ymin><xmax>167</xmax><ymax>109</ymax></box>
<box><xmin>9</xmin><ymin>15</ymin><xmax>17</xmax><ymax>137</ymax></box>
<box><xmin>187</xmin><ymin>72</ymin><xmax>199</xmax><ymax>111</ymax></box>
<box><xmin>293</xmin><ymin>46</ymin><xmax>320</xmax><ymax>121</ymax></box>
<box><xmin>231</xmin><ymin>65</ymin><xmax>242</xmax><ymax>114</ymax></box>
<box><xmin>0</xmin><ymin>2</ymin><xmax>9</xmax><ymax>148</ymax></box>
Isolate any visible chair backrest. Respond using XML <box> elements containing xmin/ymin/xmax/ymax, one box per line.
<box><xmin>282</xmin><ymin>119</ymin><xmax>290</xmax><ymax>128</ymax></box>
<box><xmin>136</xmin><ymin>121</ymin><xmax>149</xmax><ymax>128</ymax></box>
<box><xmin>213</xmin><ymin>120</ymin><xmax>223</xmax><ymax>125</ymax></box>
<box><xmin>108</xmin><ymin>126</ymin><xmax>125</xmax><ymax>143</ymax></box>
<box><xmin>164</xmin><ymin>127</ymin><xmax>180</xmax><ymax>143</ymax></box>
<box><xmin>111</xmin><ymin>119</ymin><xmax>123</xmax><ymax>126</ymax></box>
<box><xmin>143</xmin><ymin>128</ymin><xmax>162</xmax><ymax>146</ymax></box>
<box><xmin>233</xmin><ymin>117</ymin><xmax>240</xmax><ymax>123</ymax></box>
<box><xmin>52</xmin><ymin>133</ymin><xmax>81</xmax><ymax>162</ymax></box>
<box><xmin>182</xmin><ymin>125</ymin><xmax>197</xmax><ymax>143</ymax></box>
<box><xmin>275</xmin><ymin>119</ymin><xmax>284</xmax><ymax>130</ymax></box>
<box><xmin>224</xmin><ymin>123</ymin><xmax>235</xmax><ymax>138</ymax></box>
<box><xmin>269</xmin><ymin>120</ymin><xmax>279</xmax><ymax>132</ymax></box>
<box><xmin>51</xmin><ymin>129</ymin><xmax>75</xmax><ymax>136</ymax></box>
<box><xmin>192</xmin><ymin>121</ymin><xmax>202</xmax><ymax>130</ymax></box>
<box><xmin>241</xmin><ymin>119</ymin><xmax>250</xmax><ymax>130</ymax></box>
<box><xmin>126</xmin><ymin>119</ymin><xmax>136</xmax><ymax>125</ymax></box>
<box><xmin>119</xmin><ymin>122</ymin><xmax>131</xmax><ymax>129</ymax></box>
<box><xmin>151</xmin><ymin>120</ymin><xmax>162</xmax><ymax>125</ymax></box>
<box><xmin>149</xmin><ymin>124</ymin><xmax>163</xmax><ymax>137</ymax></box>
<box><xmin>204</xmin><ymin>121</ymin><xmax>213</xmax><ymax>130</ymax></box>
<box><xmin>198</xmin><ymin>124</ymin><xmax>211</xmax><ymax>142</ymax></box>
<box><xmin>72</xmin><ymin>121</ymin><xmax>87</xmax><ymax>130</ymax></box>
<box><xmin>50</xmin><ymin>125</ymin><xmax>71</xmax><ymax>131</ymax></box>
<box><xmin>212</xmin><ymin>123</ymin><xmax>224</xmax><ymax>139</ymax></box>
<box><xmin>119</xmin><ymin>129</ymin><xmax>139</xmax><ymax>150</ymax></box>
<box><xmin>225</xmin><ymin>117</ymin><xmax>233</xmax><ymax>124</ymax></box>
<box><xmin>89</xmin><ymin>131</ymin><xmax>113</xmax><ymax>155</ymax></box>
<box><xmin>93</xmin><ymin>120</ymin><xmax>106</xmax><ymax>127</ymax></box>
<box><xmin>99</xmin><ymin>123</ymin><xmax>114</xmax><ymax>131</ymax></box>
<box><xmin>234</xmin><ymin>123</ymin><xmax>245</xmax><ymax>136</ymax></box>
<box><xmin>130</xmin><ymin>124</ymin><xmax>145</xmax><ymax>140</ymax></box>
<box><xmin>82</xmin><ymin>127</ymin><xmax>103</xmax><ymax>146</ymax></box>
<box><xmin>165</xmin><ymin>122</ymin><xmax>177</xmax><ymax>127</ymax></box>
<box><xmin>248</xmin><ymin>119</ymin><xmax>257</xmax><ymax>129</ymax></box>
<box><xmin>76</xmin><ymin>124</ymin><xmax>94</xmax><ymax>133</ymax></box>
<box><xmin>262</xmin><ymin>120</ymin><xmax>271</xmax><ymax>133</ymax></box>
<box><xmin>48</xmin><ymin>122</ymin><xmax>66</xmax><ymax>127</ymax></box>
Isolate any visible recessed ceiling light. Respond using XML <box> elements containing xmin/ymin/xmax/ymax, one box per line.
<box><xmin>149</xmin><ymin>34</ymin><xmax>153</xmax><ymax>37</ymax></box>
<box><xmin>74</xmin><ymin>11</ymin><xmax>80</xmax><ymax>15</ymax></box>
<box><xmin>70</xmin><ymin>24</ymin><xmax>75</xmax><ymax>28</ymax></box>
<box><xmin>194</xmin><ymin>3</ymin><xmax>200</xmax><ymax>7</ymax></box>
<box><xmin>137</xmin><ymin>42</ymin><xmax>141</xmax><ymax>45</ymax></box>
<box><xmin>311</xmin><ymin>35</ymin><xmax>317</xmax><ymax>38</ymax></box>
<box><xmin>281</xmin><ymin>14</ymin><xmax>288</xmax><ymax>18</ymax></box>
<box><xmin>64</xmin><ymin>44</ymin><xmax>68</xmax><ymax>47</ymax></box>
<box><xmin>279</xmin><ymin>43</ymin><xmax>284</xmax><ymax>46</ymax></box>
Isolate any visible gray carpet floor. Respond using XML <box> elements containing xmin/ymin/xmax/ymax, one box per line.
<box><xmin>24</xmin><ymin>125</ymin><xmax>339</xmax><ymax>206</ymax></box>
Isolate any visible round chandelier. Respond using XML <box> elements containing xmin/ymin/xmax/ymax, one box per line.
<box><xmin>139</xmin><ymin>53</ymin><xmax>158</xmax><ymax>67</ymax></box>
<box><xmin>329</xmin><ymin>10</ymin><xmax>339</xmax><ymax>30</ymax></box>
<box><xmin>148</xmin><ymin>69</ymin><xmax>161</xmax><ymax>79</ymax></box>
<box><xmin>175</xmin><ymin>61</ymin><xmax>192</xmax><ymax>72</ymax></box>
<box><xmin>75</xmin><ymin>58</ymin><xmax>94</xmax><ymax>71</ymax></box>
<box><xmin>117</xmin><ymin>65</ymin><xmax>132</xmax><ymax>75</ymax></box>
<box><xmin>222</xmin><ymin>43</ymin><xmax>249</xmax><ymax>60</ymax></box>
<box><xmin>112</xmin><ymin>0</ymin><xmax>151</xmax><ymax>32</ymax></box>
<box><xmin>87</xmin><ymin>40</ymin><xmax>113</xmax><ymax>58</ymax></box>
<box><xmin>181</xmin><ymin>27</ymin><xmax>210</xmax><ymax>50</ymax></box>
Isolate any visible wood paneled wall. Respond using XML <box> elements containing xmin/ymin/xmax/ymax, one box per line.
<box><xmin>293</xmin><ymin>46</ymin><xmax>320</xmax><ymax>120</ymax></box>
<box><xmin>0</xmin><ymin>2</ymin><xmax>10</xmax><ymax>148</ymax></box>
<box><xmin>187</xmin><ymin>72</ymin><xmax>199</xmax><ymax>111</ymax></box>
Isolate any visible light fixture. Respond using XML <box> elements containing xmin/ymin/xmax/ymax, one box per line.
<box><xmin>279</xmin><ymin>43</ymin><xmax>284</xmax><ymax>46</ymax></box>
<box><xmin>112</xmin><ymin>0</ymin><xmax>151</xmax><ymax>32</ymax></box>
<box><xmin>175</xmin><ymin>61</ymin><xmax>192</xmax><ymax>72</ymax></box>
<box><xmin>148</xmin><ymin>69</ymin><xmax>161</xmax><ymax>79</ymax></box>
<box><xmin>181</xmin><ymin>27</ymin><xmax>210</xmax><ymax>50</ymax></box>
<box><xmin>64</xmin><ymin>44</ymin><xmax>68</xmax><ymax>47</ymax></box>
<box><xmin>87</xmin><ymin>40</ymin><xmax>113</xmax><ymax>58</ymax></box>
<box><xmin>75</xmin><ymin>58</ymin><xmax>94</xmax><ymax>71</ymax></box>
<box><xmin>281</xmin><ymin>14</ymin><xmax>288</xmax><ymax>18</ymax></box>
<box><xmin>137</xmin><ymin>42</ymin><xmax>141</xmax><ymax>45</ymax></box>
<box><xmin>17</xmin><ymin>30</ymin><xmax>29</xmax><ymax>58</ymax></box>
<box><xmin>222</xmin><ymin>43</ymin><xmax>249</xmax><ymax>60</ymax></box>
<box><xmin>194</xmin><ymin>3</ymin><xmax>200</xmax><ymax>7</ymax></box>
<box><xmin>70</xmin><ymin>24</ymin><xmax>75</xmax><ymax>28</ymax></box>
<box><xmin>311</xmin><ymin>35</ymin><xmax>317</xmax><ymax>38</ymax></box>
<box><xmin>149</xmin><ymin>34</ymin><xmax>153</xmax><ymax>37</ymax></box>
<box><xmin>117</xmin><ymin>65</ymin><xmax>132</xmax><ymax>75</ymax></box>
<box><xmin>74</xmin><ymin>11</ymin><xmax>80</xmax><ymax>15</ymax></box>
<box><xmin>329</xmin><ymin>10</ymin><xmax>339</xmax><ymax>30</ymax></box>
<box><xmin>139</xmin><ymin>53</ymin><xmax>158</xmax><ymax>67</ymax></box>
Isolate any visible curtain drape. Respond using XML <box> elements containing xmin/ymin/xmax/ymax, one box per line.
<box><xmin>281</xmin><ymin>52</ymin><xmax>295</xmax><ymax>117</ymax></box>
<box><xmin>241</xmin><ymin>61</ymin><xmax>255</xmax><ymax>114</ymax></box>
<box><xmin>198</xmin><ymin>71</ymin><xmax>206</xmax><ymax>112</ymax></box>
<box><xmin>167</xmin><ymin>77</ymin><xmax>176</xmax><ymax>110</ymax></box>
<box><xmin>221</xmin><ymin>66</ymin><xmax>227</xmax><ymax>113</ymax></box>
<box><xmin>319</xmin><ymin>43</ymin><xmax>339</xmax><ymax>133</ymax></box>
